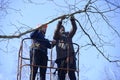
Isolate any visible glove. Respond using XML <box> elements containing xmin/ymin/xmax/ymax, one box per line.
<box><xmin>51</xmin><ymin>40</ymin><xmax>56</xmax><ymax>45</ymax></box>
<box><xmin>61</xmin><ymin>15</ymin><xmax>66</xmax><ymax>21</ymax></box>
<box><xmin>70</xmin><ymin>15</ymin><xmax>75</xmax><ymax>20</ymax></box>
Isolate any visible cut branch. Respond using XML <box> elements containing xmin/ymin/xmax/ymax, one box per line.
<box><xmin>0</xmin><ymin>9</ymin><xmax>86</xmax><ymax>39</ymax></box>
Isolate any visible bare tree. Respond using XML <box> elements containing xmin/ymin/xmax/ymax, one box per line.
<box><xmin>0</xmin><ymin>0</ymin><xmax>120</xmax><ymax>62</ymax></box>
<box><xmin>0</xmin><ymin>1</ymin><xmax>120</xmax><ymax>80</ymax></box>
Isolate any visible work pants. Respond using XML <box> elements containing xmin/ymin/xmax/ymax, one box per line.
<box><xmin>56</xmin><ymin>57</ymin><xmax>76</xmax><ymax>80</ymax></box>
<box><xmin>30</xmin><ymin>49</ymin><xmax>48</xmax><ymax>80</ymax></box>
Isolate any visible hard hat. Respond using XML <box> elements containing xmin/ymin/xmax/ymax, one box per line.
<box><xmin>36</xmin><ymin>24</ymin><xmax>48</xmax><ymax>31</ymax></box>
<box><xmin>41</xmin><ymin>24</ymin><xmax>48</xmax><ymax>33</ymax></box>
<box><xmin>41</xmin><ymin>24</ymin><xmax>48</xmax><ymax>29</ymax></box>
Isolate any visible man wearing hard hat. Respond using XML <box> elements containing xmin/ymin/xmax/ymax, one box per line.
<box><xmin>30</xmin><ymin>24</ymin><xmax>55</xmax><ymax>80</ymax></box>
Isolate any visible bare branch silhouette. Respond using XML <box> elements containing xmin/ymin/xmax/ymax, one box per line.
<box><xmin>75</xmin><ymin>18</ymin><xmax>120</xmax><ymax>62</ymax></box>
<box><xmin>0</xmin><ymin>0</ymin><xmax>120</xmax><ymax>63</ymax></box>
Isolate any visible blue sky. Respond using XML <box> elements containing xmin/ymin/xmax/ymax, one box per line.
<box><xmin>0</xmin><ymin>0</ymin><xmax>120</xmax><ymax>80</ymax></box>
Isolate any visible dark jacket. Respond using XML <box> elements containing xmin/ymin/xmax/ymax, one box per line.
<box><xmin>30</xmin><ymin>29</ymin><xmax>52</xmax><ymax>54</ymax></box>
<box><xmin>53</xmin><ymin>17</ymin><xmax>77</xmax><ymax>59</ymax></box>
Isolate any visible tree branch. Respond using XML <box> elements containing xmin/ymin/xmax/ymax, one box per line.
<box><xmin>75</xmin><ymin>18</ymin><xmax>120</xmax><ymax>62</ymax></box>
